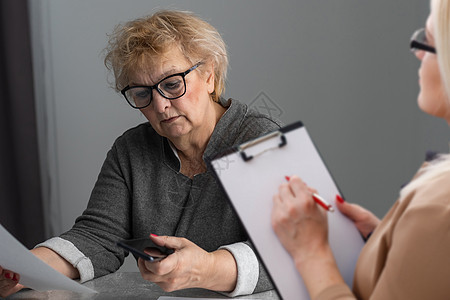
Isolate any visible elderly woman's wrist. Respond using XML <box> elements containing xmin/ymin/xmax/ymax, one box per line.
<box><xmin>203</xmin><ymin>249</ymin><xmax>237</xmax><ymax>292</ymax></box>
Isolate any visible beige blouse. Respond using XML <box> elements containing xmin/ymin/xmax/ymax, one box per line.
<box><xmin>317</xmin><ymin>164</ymin><xmax>450</xmax><ymax>300</ymax></box>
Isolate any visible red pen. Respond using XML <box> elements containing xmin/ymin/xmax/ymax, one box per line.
<box><xmin>285</xmin><ymin>176</ymin><xmax>335</xmax><ymax>212</ymax></box>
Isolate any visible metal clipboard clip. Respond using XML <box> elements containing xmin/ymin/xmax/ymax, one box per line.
<box><xmin>238</xmin><ymin>131</ymin><xmax>287</xmax><ymax>162</ymax></box>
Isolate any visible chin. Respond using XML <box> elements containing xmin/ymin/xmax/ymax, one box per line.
<box><xmin>167</xmin><ymin>127</ymin><xmax>191</xmax><ymax>139</ymax></box>
<box><xmin>417</xmin><ymin>93</ymin><xmax>432</xmax><ymax>114</ymax></box>
<box><xmin>417</xmin><ymin>94</ymin><xmax>426</xmax><ymax>111</ymax></box>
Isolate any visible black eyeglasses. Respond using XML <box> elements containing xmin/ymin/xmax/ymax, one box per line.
<box><xmin>121</xmin><ymin>63</ymin><xmax>201</xmax><ymax>109</ymax></box>
<box><xmin>410</xmin><ymin>28</ymin><xmax>436</xmax><ymax>54</ymax></box>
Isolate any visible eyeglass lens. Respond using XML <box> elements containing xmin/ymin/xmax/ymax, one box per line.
<box><xmin>410</xmin><ymin>28</ymin><xmax>436</xmax><ymax>54</ymax></box>
<box><xmin>124</xmin><ymin>75</ymin><xmax>186</xmax><ymax>108</ymax></box>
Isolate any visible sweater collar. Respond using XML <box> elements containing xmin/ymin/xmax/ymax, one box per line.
<box><xmin>203</xmin><ymin>98</ymin><xmax>245</xmax><ymax>161</ymax></box>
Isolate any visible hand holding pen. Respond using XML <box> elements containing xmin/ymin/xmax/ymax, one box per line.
<box><xmin>285</xmin><ymin>176</ymin><xmax>334</xmax><ymax>212</ymax></box>
<box><xmin>272</xmin><ymin>175</ymin><xmax>331</xmax><ymax>263</ymax></box>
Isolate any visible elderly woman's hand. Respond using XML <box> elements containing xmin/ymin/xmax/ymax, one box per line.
<box><xmin>0</xmin><ymin>266</ymin><xmax>24</xmax><ymax>298</ymax></box>
<box><xmin>271</xmin><ymin>176</ymin><xmax>330</xmax><ymax>267</ymax></box>
<box><xmin>137</xmin><ymin>235</ymin><xmax>237</xmax><ymax>293</ymax></box>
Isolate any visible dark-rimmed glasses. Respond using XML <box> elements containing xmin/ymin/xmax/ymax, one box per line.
<box><xmin>121</xmin><ymin>63</ymin><xmax>201</xmax><ymax>109</ymax></box>
<box><xmin>410</xmin><ymin>28</ymin><xmax>436</xmax><ymax>54</ymax></box>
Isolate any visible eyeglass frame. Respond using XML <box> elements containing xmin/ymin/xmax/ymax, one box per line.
<box><xmin>410</xmin><ymin>28</ymin><xmax>436</xmax><ymax>54</ymax></box>
<box><xmin>120</xmin><ymin>62</ymin><xmax>202</xmax><ymax>109</ymax></box>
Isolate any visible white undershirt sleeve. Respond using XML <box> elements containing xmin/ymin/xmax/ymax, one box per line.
<box><xmin>219</xmin><ymin>242</ymin><xmax>259</xmax><ymax>297</ymax></box>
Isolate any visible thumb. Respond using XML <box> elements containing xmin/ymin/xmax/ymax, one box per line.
<box><xmin>149</xmin><ymin>234</ymin><xmax>184</xmax><ymax>250</ymax></box>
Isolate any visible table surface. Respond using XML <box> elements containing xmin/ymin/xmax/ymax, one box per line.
<box><xmin>8</xmin><ymin>272</ymin><xmax>280</xmax><ymax>299</ymax></box>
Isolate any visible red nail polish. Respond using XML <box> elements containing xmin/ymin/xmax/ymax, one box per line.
<box><xmin>12</xmin><ymin>274</ymin><xmax>18</xmax><ymax>282</ymax></box>
<box><xmin>336</xmin><ymin>195</ymin><xmax>345</xmax><ymax>203</ymax></box>
<box><xmin>4</xmin><ymin>273</ymin><xmax>11</xmax><ymax>279</ymax></box>
<box><xmin>285</xmin><ymin>176</ymin><xmax>291</xmax><ymax>181</ymax></box>
<box><xmin>150</xmin><ymin>233</ymin><xmax>159</xmax><ymax>237</ymax></box>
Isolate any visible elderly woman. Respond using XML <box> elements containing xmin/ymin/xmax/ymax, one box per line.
<box><xmin>0</xmin><ymin>10</ymin><xmax>279</xmax><ymax>297</ymax></box>
<box><xmin>272</xmin><ymin>0</ymin><xmax>450</xmax><ymax>299</ymax></box>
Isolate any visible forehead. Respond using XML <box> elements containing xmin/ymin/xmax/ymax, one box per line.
<box><xmin>129</xmin><ymin>47</ymin><xmax>191</xmax><ymax>84</ymax></box>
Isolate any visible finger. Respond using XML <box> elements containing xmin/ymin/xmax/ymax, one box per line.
<box><xmin>0</xmin><ymin>277</ymin><xmax>21</xmax><ymax>297</ymax></box>
<box><xmin>2</xmin><ymin>271</ymin><xmax>14</xmax><ymax>281</ymax></box>
<box><xmin>271</xmin><ymin>194</ymin><xmax>283</xmax><ymax>219</ymax></box>
<box><xmin>144</xmin><ymin>248</ymin><xmax>164</xmax><ymax>257</ymax></box>
<box><xmin>335</xmin><ymin>196</ymin><xmax>352</xmax><ymax>217</ymax></box>
<box><xmin>137</xmin><ymin>257</ymin><xmax>150</xmax><ymax>275</ymax></box>
<box><xmin>149</xmin><ymin>234</ymin><xmax>183</xmax><ymax>250</ymax></box>
<box><xmin>143</xmin><ymin>255</ymin><xmax>178</xmax><ymax>280</ymax></box>
<box><xmin>144</xmin><ymin>236</ymin><xmax>186</xmax><ymax>278</ymax></box>
<box><xmin>137</xmin><ymin>258</ymin><xmax>159</xmax><ymax>283</ymax></box>
<box><xmin>9</xmin><ymin>283</ymin><xmax>24</xmax><ymax>295</ymax></box>
<box><xmin>336</xmin><ymin>198</ymin><xmax>363</xmax><ymax>221</ymax></box>
<box><xmin>307</xmin><ymin>186</ymin><xmax>318</xmax><ymax>195</ymax></box>
<box><xmin>272</xmin><ymin>193</ymin><xmax>282</xmax><ymax>206</ymax></box>
<box><xmin>287</xmin><ymin>176</ymin><xmax>308</xmax><ymax>198</ymax></box>
<box><xmin>278</xmin><ymin>182</ymin><xmax>293</xmax><ymax>201</ymax></box>
<box><xmin>271</xmin><ymin>196</ymin><xmax>287</xmax><ymax>233</ymax></box>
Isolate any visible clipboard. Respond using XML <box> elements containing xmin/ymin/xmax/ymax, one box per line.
<box><xmin>207</xmin><ymin>121</ymin><xmax>364</xmax><ymax>300</ymax></box>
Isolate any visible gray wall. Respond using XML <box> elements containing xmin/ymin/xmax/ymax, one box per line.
<box><xmin>29</xmin><ymin>0</ymin><xmax>448</xmax><ymax>271</ymax></box>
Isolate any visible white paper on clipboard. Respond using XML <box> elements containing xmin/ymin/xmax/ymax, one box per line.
<box><xmin>209</xmin><ymin>121</ymin><xmax>364</xmax><ymax>300</ymax></box>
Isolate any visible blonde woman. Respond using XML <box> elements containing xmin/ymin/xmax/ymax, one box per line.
<box><xmin>272</xmin><ymin>0</ymin><xmax>450</xmax><ymax>299</ymax></box>
<box><xmin>0</xmin><ymin>10</ymin><xmax>280</xmax><ymax>297</ymax></box>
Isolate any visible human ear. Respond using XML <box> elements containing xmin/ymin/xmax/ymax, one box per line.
<box><xmin>205</xmin><ymin>63</ymin><xmax>215</xmax><ymax>94</ymax></box>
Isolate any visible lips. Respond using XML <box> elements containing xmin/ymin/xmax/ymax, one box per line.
<box><xmin>161</xmin><ymin>116</ymin><xmax>180</xmax><ymax>123</ymax></box>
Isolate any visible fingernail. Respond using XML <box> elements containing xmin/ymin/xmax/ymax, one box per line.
<box><xmin>12</xmin><ymin>274</ymin><xmax>18</xmax><ymax>282</ymax></box>
<box><xmin>150</xmin><ymin>233</ymin><xmax>159</xmax><ymax>237</ymax></box>
<box><xmin>285</xmin><ymin>176</ymin><xmax>291</xmax><ymax>181</ymax></box>
<box><xmin>336</xmin><ymin>195</ymin><xmax>345</xmax><ymax>203</ymax></box>
<box><xmin>4</xmin><ymin>273</ymin><xmax>11</xmax><ymax>279</ymax></box>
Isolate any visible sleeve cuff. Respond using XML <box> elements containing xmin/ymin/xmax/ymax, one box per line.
<box><xmin>219</xmin><ymin>242</ymin><xmax>259</xmax><ymax>297</ymax></box>
<box><xmin>35</xmin><ymin>237</ymin><xmax>94</xmax><ymax>283</ymax></box>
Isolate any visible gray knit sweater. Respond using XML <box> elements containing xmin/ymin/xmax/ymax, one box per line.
<box><xmin>37</xmin><ymin>98</ymin><xmax>282</xmax><ymax>296</ymax></box>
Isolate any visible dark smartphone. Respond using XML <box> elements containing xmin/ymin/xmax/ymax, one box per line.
<box><xmin>116</xmin><ymin>238</ymin><xmax>174</xmax><ymax>262</ymax></box>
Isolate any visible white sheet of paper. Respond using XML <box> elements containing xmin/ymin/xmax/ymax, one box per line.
<box><xmin>211</xmin><ymin>123</ymin><xmax>365</xmax><ymax>300</ymax></box>
<box><xmin>0</xmin><ymin>224</ymin><xmax>96</xmax><ymax>293</ymax></box>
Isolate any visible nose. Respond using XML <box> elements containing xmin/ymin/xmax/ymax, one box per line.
<box><xmin>151</xmin><ymin>91</ymin><xmax>171</xmax><ymax>113</ymax></box>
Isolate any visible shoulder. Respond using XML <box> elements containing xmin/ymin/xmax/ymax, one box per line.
<box><xmin>396</xmin><ymin>168</ymin><xmax>450</xmax><ymax>237</ymax></box>
<box><xmin>226</xmin><ymin>98</ymin><xmax>284</xmax><ymax>142</ymax></box>
<box><xmin>111</xmin><ymin>122</ymin><xmax>162</xmax><ymax>154</ymax></box>
<box><xmin>408</xmin><ymin>162</ymin><xmax>450</xmax><ymax>207</ymax></box>
<box><xmin>115</xmin><ymin>122</ymin><xmax>158</xmax><ymax>142</ymax></box>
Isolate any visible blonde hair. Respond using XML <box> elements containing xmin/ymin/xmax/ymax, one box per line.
<box><xmin>104</xmin><ymin>10</ymin><xmax>228</xmax><ymax>102</ymax></box>
<box><xmin>434</xmin><ymin>0</ymin><xmax>450</xmax><ymax>101</ymax></box>
<box><xmin>400</xmin><ymin>0</ymin><xmax>450</xmax><ymax>199</ymax></box>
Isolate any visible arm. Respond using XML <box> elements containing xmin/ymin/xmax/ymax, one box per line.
<box><xmin>31</xmin><ymin>247</ymin><xmax>80</xmax><ymax>279</ymax></box>
<box><xmin>0</xmin><ymin>247</ymin><xmax>79</xmax><ymax>298</ymax></box>
<box><xmin>42</xmin><ymin>140</ymin><xmax>134</xmax><ymax>280</ymax></box>
<box><xmin>271</xmin><ymin>176</ymin><xmax>353</xmax><ymax>299</ymax></box>
<box><xmin>364</xmin><ymin>202</ymin><xmax>450</xmax><ymax>299</ymax></box>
